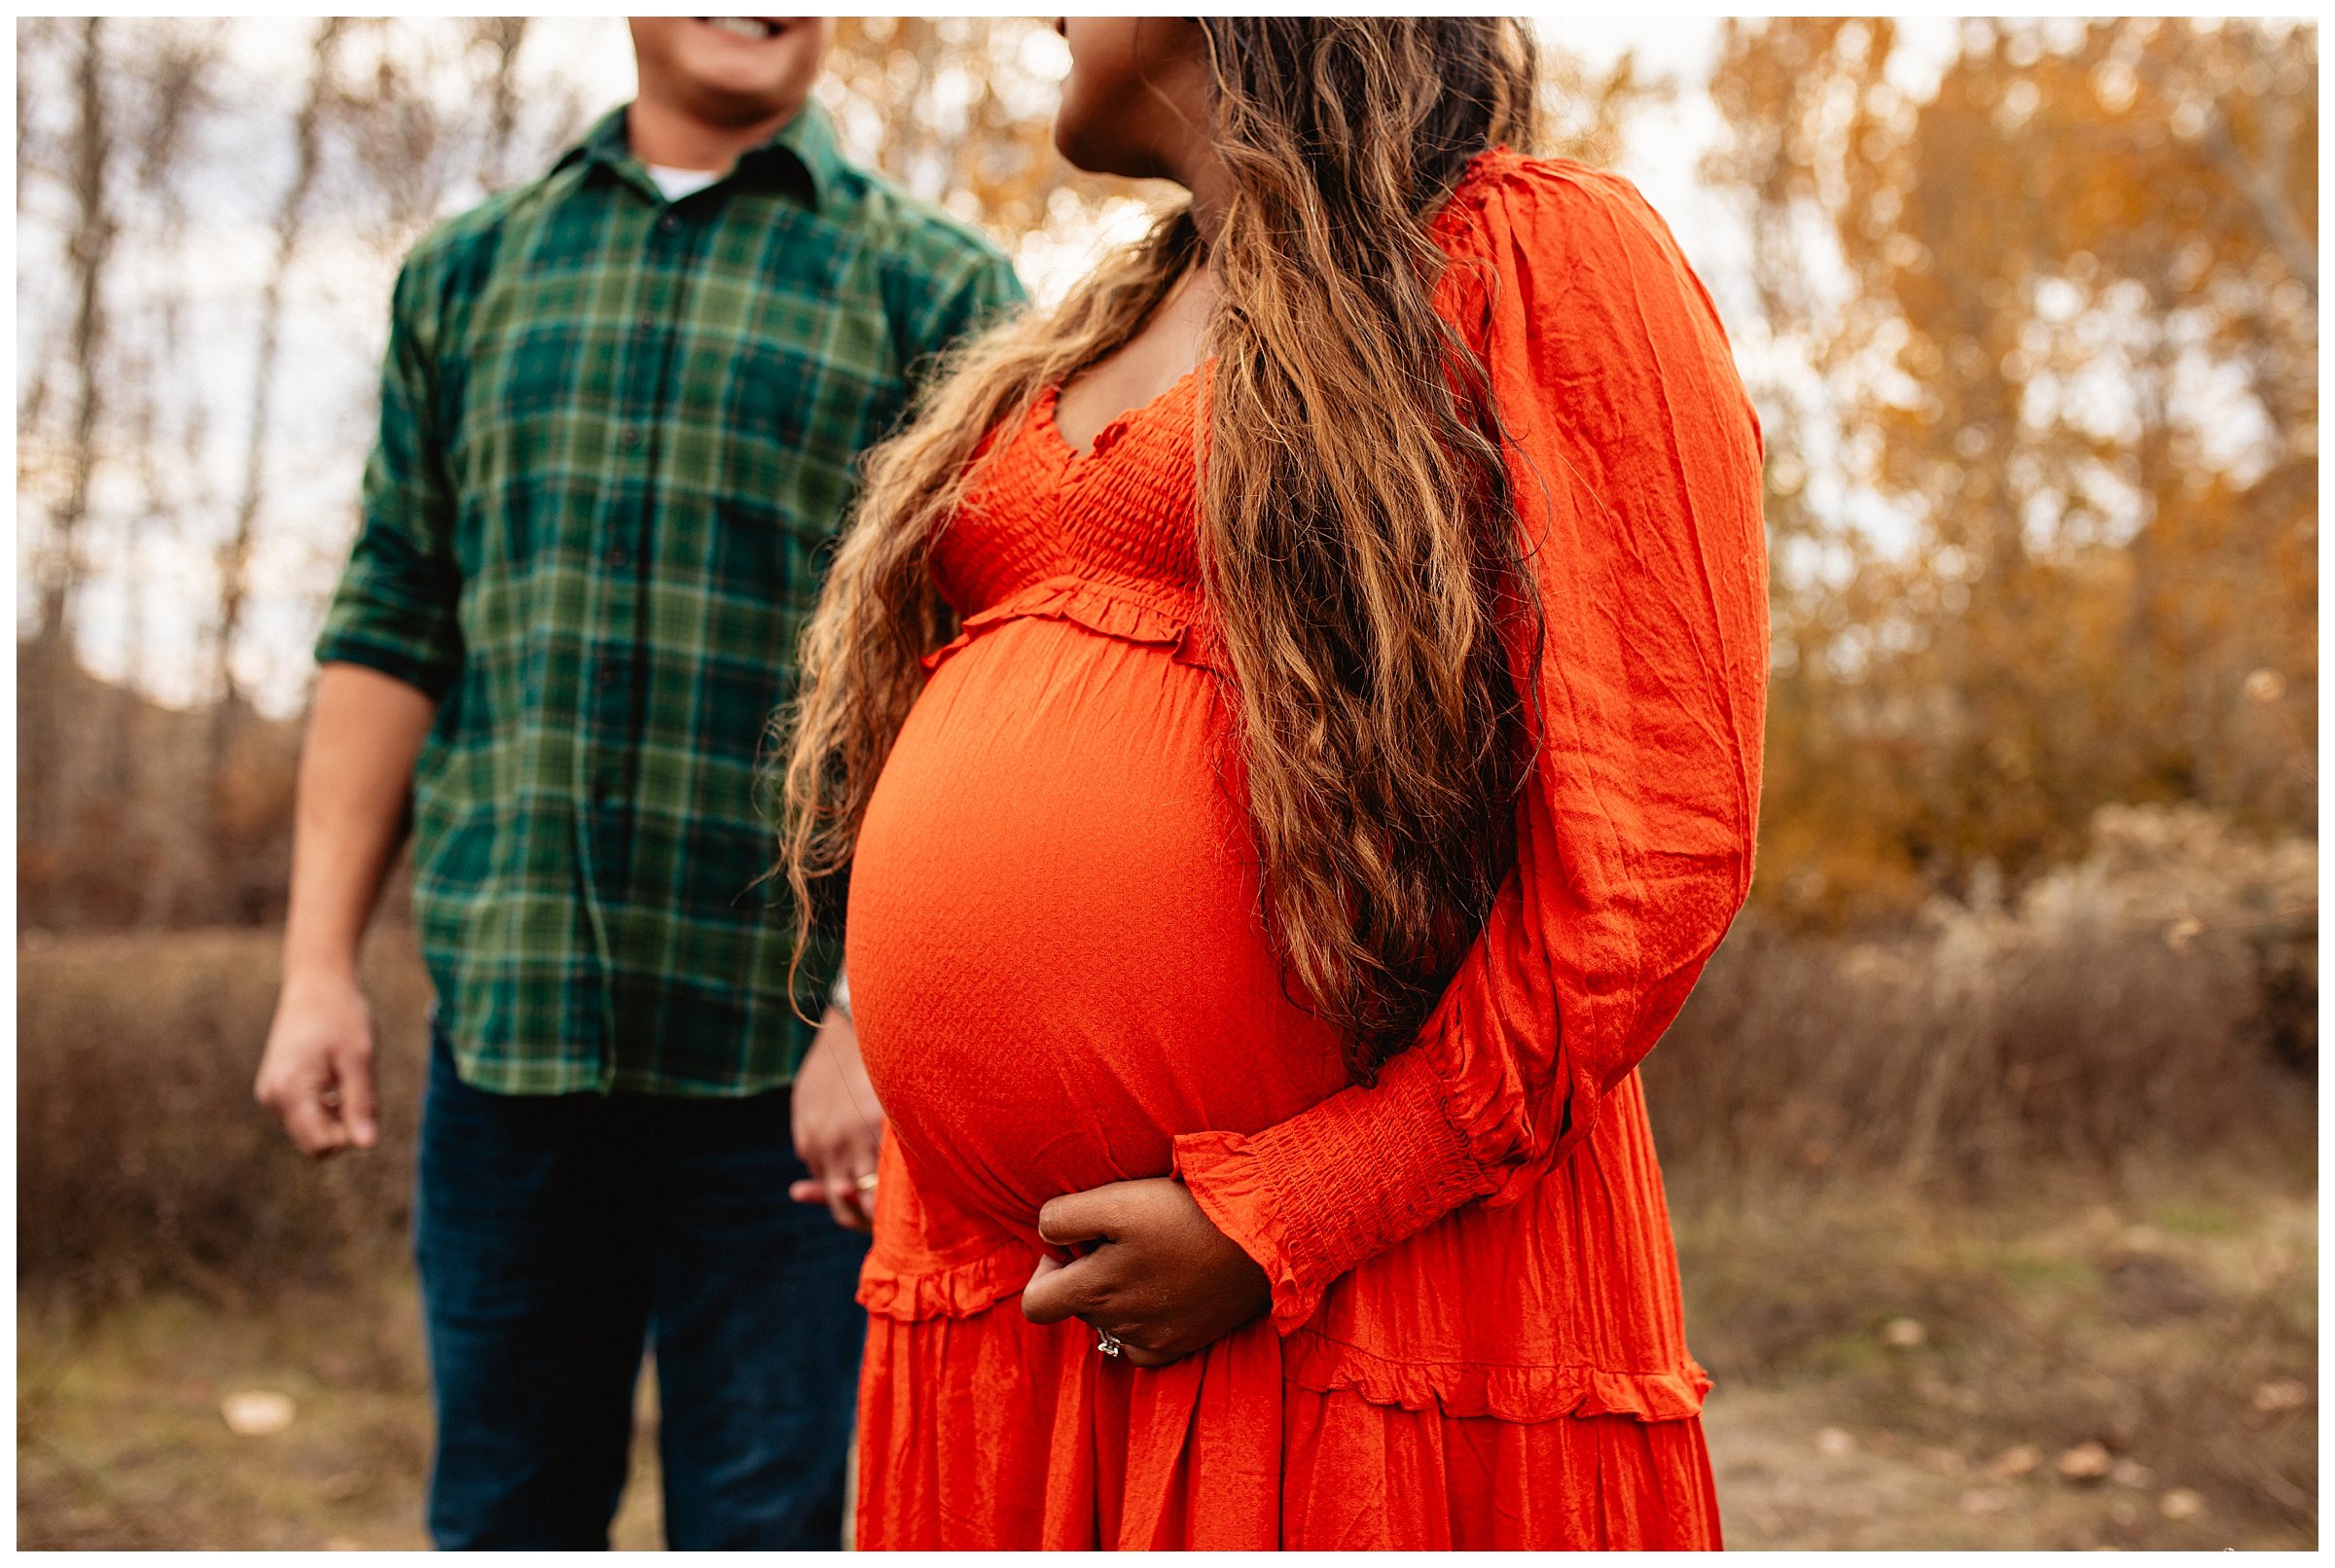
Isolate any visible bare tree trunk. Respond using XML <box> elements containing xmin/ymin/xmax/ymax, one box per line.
<box><xmin>107</xmin><ymin>24</ymin><xmax>217</xmax><ymax>803</ymax></box>
<box><xmin>39</xmin><ymin>19</ymin><xmax>117</xmax><ymax>654</ymax></box>
<box><xmin>18</xmin><ymin>22</ymin><xmax>39</xmax><ymax>208</ymax></box>
<box><xmin>24</xmin><ymin>18</ymin><xmax>119</xmax><ymax>858</ymax></box>
<box><xmin>469</xmin><ymin>18</ymin><xmax>529</xmax><ymax>193</ymax></box>
<box><xmin>209</xmin><ymin>19</ymin><xmax>343</xmax><ymax>768</ymax></box>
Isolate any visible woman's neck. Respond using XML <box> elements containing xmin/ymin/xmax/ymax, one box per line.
<box><xmin>1179</xmin><ymin>156</ymin><xmax>1237</xmax><ymax>256</ymax></box>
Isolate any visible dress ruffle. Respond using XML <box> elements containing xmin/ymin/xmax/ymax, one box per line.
<box><xmin>1283</xmin><ymin>1327</ymin><xmax>1712</xmax><ymax>1423</ymax></box>
<box><xmin>858</xmin><ymin>1235</ymin><xmax>1035</xmax><ymax>1322</ymax></box>
<box><xmin>862</xmin><ymin>1229</ymin><xmax>1713</xmax><ymax>1426</ymax></box>
<box><xmin>921</xmin><ymin>573</ymin><xmax>1230</xmax><ymax>680</ymax></box>
<box><xmin>858</xmin><ymin>1290</ymin><xmax>1723</xmax><ymax>1550</ymax></box>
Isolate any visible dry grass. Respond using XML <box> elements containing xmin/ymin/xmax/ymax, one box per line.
<box><xmin>17</xmin><ymin>923</ymin><xmax>435</xmax><ymax>1309</ymax></box>
<box><xmin>15</xmin><ymin>804</ymin><xmax>2315</xmax><ymax>1302</ymax></box>
<box><xmin>12</xmin><ymin>802</ymin><xmax>2316</xmax><ymax>1546</ymax></box>
<box><xmin>16</xmin><ymin>1279</ymin><xmax>667</xmax><ymax>1550</ymax></box>
<box><xmin>15</xmin><ymin>1176</ymin><xmax>2312</xmax><ymax>1550</ymax></box>
<box><xmin>1646</xmin><ymin>804</ymin><xmax>2316</xmax><ymax>1185</ymax></box>
<box><xmin>1672</xmin><ymin>1166</ymin><xmax>2317</xmax><ymax>1548</ymax></box>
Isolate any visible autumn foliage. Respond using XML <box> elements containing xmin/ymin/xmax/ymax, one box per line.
<box><xmin>1710</xmin><ymin>19</ymin><xmax>2316</xmax><ymax>924</ymax></box>
<box><xmin>18</xmin><ymin>19</ymin><xmax>2313</xmax><ymax>940</ymax></box>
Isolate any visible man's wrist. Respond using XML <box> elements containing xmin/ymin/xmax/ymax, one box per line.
<box><xmin>280</xmin><ymin>949</ymin><xmax>365</xmax><ymax>994</ymax></box>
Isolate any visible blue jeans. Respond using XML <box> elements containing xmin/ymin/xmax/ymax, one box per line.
<box><xmin>413</xmin><ymin>1024</ymin><xmax>869</xmax><ymax>1550</ymax></box>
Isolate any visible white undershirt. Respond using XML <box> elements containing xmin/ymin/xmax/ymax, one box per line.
<box><xmin>645</xmin><ymin>162</ymin><xmax>721</xmax><ymax>202</ymax></box>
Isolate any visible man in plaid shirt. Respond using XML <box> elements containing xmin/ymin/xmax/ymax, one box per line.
<box><xmin>254</xmin><ymin>19</ymin><xmax>1022</xmax><ymax>1549</ymax></box>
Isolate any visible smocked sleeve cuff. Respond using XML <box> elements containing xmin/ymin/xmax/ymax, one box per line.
<box><xmin>1171</xmin><ymin>1045</ymin><xmax>1491</xmax><ymax>1334</ymax></box>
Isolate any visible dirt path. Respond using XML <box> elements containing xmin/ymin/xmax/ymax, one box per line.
<box><xmin>1705</xmin><ymin>1383</ymin><xmax>2284</xmax><ymax>1550</ymax></box>
<box><xmin>19</xmin><ymin>1245</ymin><xmax>2310</xmax><ymax>1550</ymax></box>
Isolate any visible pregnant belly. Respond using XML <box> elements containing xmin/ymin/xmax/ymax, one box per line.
<box><xmin>846</xmin><ymin>616</ymin><xmax>1348</xmax><ymax>1233</ymax></box>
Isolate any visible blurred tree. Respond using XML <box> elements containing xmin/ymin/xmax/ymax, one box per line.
<box><xmin>21</xmin><ymin>19</ymin><xmax>120</xmax><ymax>857</ymax></box>
<box><xmin>467</xmin><ymin>18</ymin><xmax>532</xmax><ymax>194</ymax></box>
<box><xmin>1711</xmin><ymin>18</ymin><xmax>2317</xmax><ymax>923</ymax></box>
<box><xmin>215</xmin><ymin>20</ymin><xmax>346</xmax><ymax>730</ymax></box>
<box><xmin>21</xmin><ymin>18</ymin><xmax>2310</xmax><ymax>934</ymax></box>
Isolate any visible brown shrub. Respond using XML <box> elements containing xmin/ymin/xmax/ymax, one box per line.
<box><xmin>1647</xmin><ymin>804</ymin><xmax>2317</xmax><ymax>1186</ymax></box>
<box><xmin>16</xmin><ymin>805</ymin><xmax>2314</xmax><ymax>1304</ymax></box>
<box><xmin>17</xmin><ymin>925</ymin><xmax>435</xmax><ymax>1308</ymax></box>
<box><xmin>18</xmin><ymin>656</ymin><xmax>303</xmax><ymax>931</ymax></box>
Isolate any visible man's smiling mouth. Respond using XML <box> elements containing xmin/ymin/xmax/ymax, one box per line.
<box><xmin>700</xmin><ymin>18</ymin><xmax>785</xmax><ymax>42</ymax></box>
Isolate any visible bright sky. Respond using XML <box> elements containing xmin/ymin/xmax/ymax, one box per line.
<box><xmin>30</xmin><ymin>18</ymin><xmax>1964</xmax><ymax>720</ymax></box>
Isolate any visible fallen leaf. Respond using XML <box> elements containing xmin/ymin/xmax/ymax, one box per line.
<box><xmin>1959</xmin><ymin>1487</ymin><xmax>2012</xmax><ymax>1515</ymax></box>
<box><xmin>2057</xmin><ymin>1441</ymin><xmax>2113</xmax><ymax>1482</ymax></box>
<box><xmin>1991</xmin><ymin>1443</ymin><xmax>2042</xmax><ymax>1479</ymax></box>
<box><xmin>220</xmin><ymin>1390</ymin><xmax>296</xmax><ymax>1437</ymax></box>
<box><xmin>2251</xmin><ymin>1378</ymin><xmax>2310</xmax><ymax>1414</ymax></box>
<box><xmin>1881</xmin><ymin>1316</ymin><xmax>1927</xmax><ymax>1348</ymax></box>
<box><xmin>1815</xmin><ymin>1427</ymin><xmax>1854</xmax><ymax>1457</ymax></box>
<box><xmin>2159</xmin><ymin>1488</ymin><xmax>2206</xmax><ymax>1521</ymax></box>
<box><xmin>2109</xmin><ymin>1457</ymin><xmax>2155</xmax><ymax>1490</ymax></box>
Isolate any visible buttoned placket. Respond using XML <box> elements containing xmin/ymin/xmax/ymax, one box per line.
<box><xmin>598</xmin><ymin>196</ymin><xmax>698</xmax><ymax>830</ymax></box>
<box><xmin>574</xmin><ymin>188</ymin><xmax>700</xmax><ymax>1079</ymax></box>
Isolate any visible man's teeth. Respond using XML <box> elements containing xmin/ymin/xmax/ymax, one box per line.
<box><xmin>705</xmin><ymin>18</ymin><xmax>776</xmax><ymax>40</ymax></box>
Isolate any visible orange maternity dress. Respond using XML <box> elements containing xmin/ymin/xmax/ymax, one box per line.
<box><xmin>844</xmin><ymin>150</ymin><xmax>1769</xmax><ymax>1550</ymax></box>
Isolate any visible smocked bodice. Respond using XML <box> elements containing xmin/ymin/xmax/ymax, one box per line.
<box><xmin>922</xmin><ymin>365</ymin><xmax>1221</xmax><ymax>675</ymax></box>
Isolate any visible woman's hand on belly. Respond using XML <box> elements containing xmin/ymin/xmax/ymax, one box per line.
<box><xmin>1020</xmin><ymin>1178</ymin><xmax>1271</xmax><ymax>1367</ymax></box>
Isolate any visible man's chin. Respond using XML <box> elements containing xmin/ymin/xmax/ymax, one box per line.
<box><xmin>683</xmin><ymin>85</ymin><xmax>808</xmax><ymax>133</ymax></box>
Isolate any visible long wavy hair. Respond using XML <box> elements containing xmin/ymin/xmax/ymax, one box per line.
<box><xmin>778</xmin><ymin>18</ymin><xmax>1545</xmax><ymax>1081</ymax></box>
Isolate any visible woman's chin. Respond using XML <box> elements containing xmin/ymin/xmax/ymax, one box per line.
<box><xmin>1050</xmin><ymin>121</ymin><xmax>1153</xmax><ymax>185</ymax></box>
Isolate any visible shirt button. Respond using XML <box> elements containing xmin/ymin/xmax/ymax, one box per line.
<box><xmin>597</xmin><ymin>663</ymin><xmax>621</xmax><ymax>689</ymax></box>
<box><xmin>619</xmin><ymin>426</ymin><xmax>641</xmax><ymax>449</ymax></box>
<box><xmin>605</xmin><ymin>544</ymin><xmax>629</xmax><ymax>568</ymax></box>
<box><xmin>636</xmin><ymin>313</ymin><xmax>654</xmax><ymax>333</ymax></box>
<box><xmin>658</xmin><ymin>213</ymin><xmax>679</xmax><ymax>233</ymax></box>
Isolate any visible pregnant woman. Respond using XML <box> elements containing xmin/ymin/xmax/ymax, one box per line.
<box><xmin>780</xmin><ymin>17</ymin><xmax>1766</xmax><ymax>1550</ymax></box>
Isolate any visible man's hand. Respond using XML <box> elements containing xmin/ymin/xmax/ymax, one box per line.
<box><xmin>790</xmin><ymin>1006</ymin><xmax>884</xmax><ymax>1231</ymax></box>
<box><xmin>1020</xmin><ymin>1177</ymin><xmax>1272</xmax><ymax>1367</ymax></box>
<box><xmin>259</xmin><ymin>662</ymin><xmax>432</xmax><ymax>1160</ymax></box>
<box><xmin>255</xmin><ymin>969</ymin><xmax>379</xmax><ymax>1158</ymax></box>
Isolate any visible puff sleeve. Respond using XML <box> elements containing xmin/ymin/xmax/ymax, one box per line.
<box><xmin>1172</xmin><ymin>159</ymin><xmax>1770</xmax><ymax>1333</ymax></box>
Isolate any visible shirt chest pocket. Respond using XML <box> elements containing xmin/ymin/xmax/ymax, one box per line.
<box><xmin>719</xmin><ymin>339</ymin><xmax>904</xmax><ymax>529</ymax></box>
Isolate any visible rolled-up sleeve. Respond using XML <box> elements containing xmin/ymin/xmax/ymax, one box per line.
<box><xmin>314</xmin><ymin>252</ymin><xmax>463</xmax><ymax>699</ymax></box>
<box><xmin>1172</xmin><ymin>160</ymin><xmax>1771</xmax><ymax>1333</ymax></box>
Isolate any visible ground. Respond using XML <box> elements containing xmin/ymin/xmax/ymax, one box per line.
<box><xmin>18</xmin><ymin>1178</ymin><xmax>2316</xmax><ymax>1550</ymax></box>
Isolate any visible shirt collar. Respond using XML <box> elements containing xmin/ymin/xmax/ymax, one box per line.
<box><xmin>557</xmin><ymin>96</ymin><xmax>846</xmax><ymax>211</ymax></box>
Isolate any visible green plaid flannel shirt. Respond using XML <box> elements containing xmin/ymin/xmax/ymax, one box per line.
<box><xmin>315</xmin><ymin>101</ymin><xmax>1024</xmax><ymax>1095</ymax></box>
